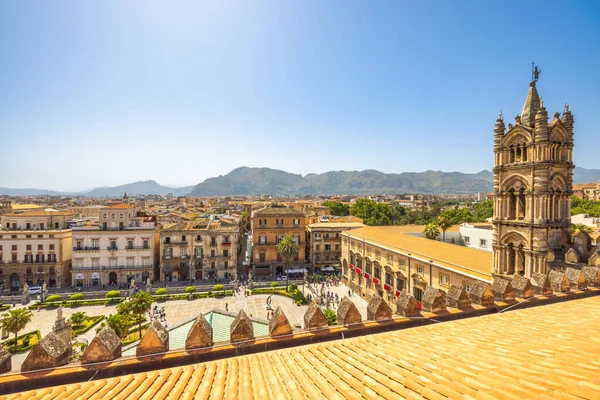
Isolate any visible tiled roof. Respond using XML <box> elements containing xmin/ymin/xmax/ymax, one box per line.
<box><xmin>106</xmin><ymin>203</ymin><xmax>133</xmax><ymax>209</ymax></box>
<box><xmin>345</xmin><ymin>226</ymin><xmax>492</xmax><ymax>280</ymax></box>
<box><xmin>5</xmin><ymin>296</ymin><xmax>600</xmax><ymax>399</ymax></box>
<box><xmin>3</xmin><ymin>211</ymin><xmax>74</xmax><ymax>217</ymax></box>
<box><xmin>253</xmin><ymin>206</ymin><xmax>305</xmax><ymax>217</ymax></box>
<box><xmin>308</xmin><ymin>222</ymin><xmax>366</xmax><ymax>229</ymax></box>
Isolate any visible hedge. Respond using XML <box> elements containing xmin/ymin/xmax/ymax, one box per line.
<box><xmin>105</xmin><ymin>290</ymin><xmax>121</xmax><ymax>299</ymax></box>
<box><xmin>0</xmin><ymin>304</ymin><xmax>10</xmax><ymax>311</ymax></box>
<box><xmin>45</xmin><ymin>294</ymin><xmax>61</xmax><ymax>302</ymax></box>
<box><xmin>122</xmin><ymin>322</ymin><xmax>152</xmax><ymax>345</ymax></box>
<box><xmin>1</xmin><ymin>330</ymin><xmax>42</xmax><ymax>354</ymax></box>
<box><xmin>213</xmin><ymin>284</ymin><xmax>224</xmax><ymax>291</ymax></box>
<box><xmin>152</xmin><ymin>290</ymin><xmax>233</xmax><ymax>302</ymax></box>
<box><xmin>72</xmin><ymin>315</ymin><xmax>105</xmax><ymax>336</ymax></box>
<box><xmin>29</xmin><ymin>298</ymin><xmax>123</xmax><ymax>310</ymax></box>
<box><xmin>270</xmin><ymin>282</ymin><xmax>278</xmax><ymax>288</ymax></box>
<box><xmin>248</xmin><ymin>288</ymin><xmax>307</xmax><ymax>305</ymax></box>
<box><xmin>185</xmin><ymin>286</ymin><xmax>196</xmax><ymax>294</ymax></box>
<box><xmin>70</xmin><ymin>293</ymin><xmax>84</xmax><ymax>301</ymax></box>
<box><xmin>155</xmin><ymin>288</ymin><xmax>167</xmax><ymax>295</ymax></box>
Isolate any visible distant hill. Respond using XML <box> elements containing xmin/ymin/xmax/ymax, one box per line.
<box><xmin>83</xmin><ymin>180</ymin><xmax>193</xmax><ymax>197</ymax></box>
<box><xmin>1</xmin><ymin>167</ymin><xmax>598</xmax><ymax>197</ymax></box>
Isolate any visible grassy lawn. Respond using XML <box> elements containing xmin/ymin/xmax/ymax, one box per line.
<box><xmin>72</xmin><ymin>315</ymin><xmax>105</xmax><ymax>336</ymax></box>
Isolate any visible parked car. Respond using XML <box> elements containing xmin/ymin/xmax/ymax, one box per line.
<box><xmin>276</xmin><ymin>275</ymin><xmax>288</xmax><ymax>282</ymax></box>
<box><xmin>28</xmin><ymin>286</ymin><xmax>42</xmax><ymax>295</ymax></box>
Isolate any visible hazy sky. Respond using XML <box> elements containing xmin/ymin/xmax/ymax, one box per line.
<box><xmin>1</xmin><ymin>1</ymin><xmax>599</xmax><ymax>191</ymax></box>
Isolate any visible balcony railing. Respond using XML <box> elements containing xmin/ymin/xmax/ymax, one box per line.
<box><xmin>163</xmin><ymin>240</ymin><xmax>187</xmax><ymax>245</ymax></box>
<box><xmin>125</xmin><ymin>246</ymin><xmax>151</xmax><ymax>250</ymax></box>
<box><xmin>71</xmin><ymin>264</ymin><xmax>152</xmax><ymax>271</ymax></box>
<box><xmin>106</xmin><ymin>246</ymin><xmax>118</xmax><ymax>251</ymax></box>
<box><xmin>73</xmin><ymin>246</ymin><xmax>100</xmax><ymax>251</ymax></box>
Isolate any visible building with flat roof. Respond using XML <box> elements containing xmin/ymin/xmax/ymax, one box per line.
<box><xmin>306</xmin><ymin>221</ymin><xmax>365</xmax><ymax>273</ymax></box>
<box><xmin>0</xmin><ymin>211</ymin><xmax>75</xmax><ymax>289</ymax></box>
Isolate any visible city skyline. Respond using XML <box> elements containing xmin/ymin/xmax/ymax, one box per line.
<box><xmin>1</xmin><ymin>1</ymin><xmax>599</xmax><ymax>191</ymax></box>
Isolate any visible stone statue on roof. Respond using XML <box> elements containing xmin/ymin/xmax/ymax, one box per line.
<box><xmin>533</xmin><ymin>65</ymin><xmax>541</xmax><ymax>82</ymax></box>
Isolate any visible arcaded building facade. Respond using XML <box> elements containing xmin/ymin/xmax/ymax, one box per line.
<box><xmin>492</xmin><ymin>77</ymin><xmax>574</xmax><ymax>278</ymax></box>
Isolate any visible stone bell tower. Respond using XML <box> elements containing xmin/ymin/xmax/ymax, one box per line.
<box><xmin>492</xmin><ymin>68</ymin><xmax>574</xmax><ymax>278</ymax></box>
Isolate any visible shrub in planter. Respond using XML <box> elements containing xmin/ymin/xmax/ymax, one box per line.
<box><xmin>185</xmin><ymin>286</ymin><xmax>196</xmax><ymax>294</ymax></box>
<box><xmin>45</xmin><ymin>294</ymin><xmax>61</xmax><ymax>302</ymax></box>
<box><xmin>155</xmin><ymin>288</ymin><xmax>167</xmax><ymax>295</ymax></box>
<box><xmin>289</xmin><ymin>284</ymin><xmax>298</xmax><ymax>291</ymax></box>
<box><xmin>213</xmin><ymin>284</ymin><xmax>224</xmax><ymax>292</ymax></box>
<box><xmin>323</xmin><ymin>309</ymin><xmax>337</xmax><ymax>326</ymax></box>
<box><xmin>70</xmin><ymin>293</ymin><xmax>84</xmax><ymax>301</ymax></box>
<box><xmin>105</xmin><ymin>290</ymin><xmax>121</xmax><ymax>299</ymax></box>
<box><xmin>270</xmin><ymin>282</ymin><xmax>278</xmax><ymax>288</ymax></box>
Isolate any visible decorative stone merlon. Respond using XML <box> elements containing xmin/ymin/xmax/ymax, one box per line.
<box><xmin>446</xmin><ymin>285</ymin><xmax>471</xmax><ymax>309</ymax></box>
<box><xmin>268</xmin><ymin>307</ymin><xmax>292</xmax><ymax>337</ymax></box>
<box><xmin>531</xmin><ymin>272</ymin><xmax>553</xmax><ymax>295</ymax></box>
<box><xmin>511</xmin><ymin>275</ymin><xmax>534</xmax><ymax>299</ymax></box>
<box><xmin>582</xmin><ymin>266</ymin><xmax>600</xmax><ymax>287</ymax></box>
<box><xmin>336</xmin><ymin>297</ymin><xmax>362</xmax><ymax>325</ymax></box>
<box><xmin>366</xmin><ymin>294</ymin><xmax>392</xmax><ymax>321</ymax></box>
<box><xmin>80</xmin><ymin>326</ymin><xmax>121</xmax><ymax>364</ymax></box>
<box><xmin>491</xmin><ymin>276</ymin><xmax>515</xmax><ymax>302</ymax></box>
<box><xmin>548</xmin><ymin>270</ymin><xmax>570</xmax><ymax>293</ymax></box>
<box><xmin>21</xmin><ymin>332</ymin><xmax>69</xmax><ymax>372</ymax></box>
<box><xmin>230</xmin><ymin>310</ymin><xmax>254</xmax><ymax>343</ymax></box>
<box><xmin>565</xmin><ymin>267</ymin><xmax>587</xmax><ymax>290</ymax></box>
<box><xmin>0</xmin><ymin>346</ymin><xmax>11</xmax><ymax>374</ymax></box>
<box><xmin>565</xmin><ymin>247</ymin><xmax>582</xmax><ymax>264</ymax></box>
<box><xmin>303</xmin><ymin>301</ymin><xmax>328</xmax><ymax>330</ymax></box>
<box><xmin>185</xmin><ymin>314</ymin><xmax>213</xmax><ymax>349</ymax></box>
<box><xmin>421</xmin><ymin>287</ymin><xmax>447</xmax><ymax>313</ymax></box>
<box><xmin>136</xmin><ymin>319</ymin><xmax>169</xmax><ymax>357</ymax></box>
<box><xmin>589</xmin><ymin>253</ymin><xmax>598</xmax><ymax>267</ymax></box>
<box><xmin>469</xmin><ymin>281</ymin><xmax>495</xmax><ymax>307</ymax></box>
<box><xmin>395</xmin><ymin>293</ymin><xmax>420</xmax><ymax>317</ymax></box>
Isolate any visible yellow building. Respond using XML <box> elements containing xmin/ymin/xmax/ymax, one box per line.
<box><xmin>0</xmin><ymin>211</ymin><xmax>75</xmax><ymax>289</ymax></box>
<box><xmin>251</xmin><ymin>205</ymin><xmax>306</xmax><ymax>277</ymax></box>
<box><xmin>307</xmin><ymin>221</ymin><xmax>365</xmax><ymax>273</ymax></box>
<box><xmin>341</xmin><ymin>226</ymin><xmax>492</xmax><ymax>303</ymax></box>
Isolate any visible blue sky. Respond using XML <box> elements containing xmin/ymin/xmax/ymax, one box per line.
<box><xmin>1</xmin><ymin>1</ymin><xmax>599</xmax><ymax>191</ymax></box>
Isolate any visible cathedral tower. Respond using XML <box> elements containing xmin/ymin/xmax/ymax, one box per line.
<box><xmin>492</xmin><ymin>70</ymin><xmax>574</xmax><ymax>278</ymax></box>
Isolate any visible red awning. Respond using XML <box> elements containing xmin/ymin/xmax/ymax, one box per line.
<box><xmin>384</xmin><ymin>283</ymin><xmax>391</xmax><ymax>291</ymax></box>
<box><xmin>355</xmin><ymin>268</ymin><xmax>361</xmax><ymax>274</ymax></box>
<box><xmin>349</xmin><ymin>263</ymin><xmax>354</xmax><ymax>270</ymax></box>
<box><xmin>395</xmin><ymin>289</ymin><xmax>401</xmax><ymax>296</ymax></box>
<box><xmin>364</xmin><ymin>272</ymin><xmax>370</xmax><ymax>279</ymax></box>
<box><xmin>373</xmin><ymin>277</ymin><xmax>380</xmax><ymax>285</ymax></box>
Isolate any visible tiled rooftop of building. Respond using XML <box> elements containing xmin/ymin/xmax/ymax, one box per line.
<box><xmin>4</xmin><ymin>295</ymin><xmax>600</xmax><ymax>399</ymax></box>
<box><xmin>106</xmin><ymin>203</ymin><xmax>134</xmax><ymax>209</ymax></box>
<box><xmin>345</xmin><ymin>226</ymin><xmax>492</xmax><ymax>280</ymax></box>
<box><xmin>253</xmin><ymin>206</ymin><xmax>306</xmax><ymax>217</ymax></box>
<box><xmin>161</xmin><ymin>221</ymin><xmax>210</xmax><ymax>231</ymax></box>
<box><xmin>10</xmin><ymin>204</ymin><xmax>42</xmax><ymax>210</ymax></box>
<box><xmin>2</xmin><ymin>210</ymin><xmax>74</xmax><ymax>217</ymax></box>
<box><xmin>307</xmin><ymin>222</ymin><xmax>366</xmax><ymax>229</ymax></box>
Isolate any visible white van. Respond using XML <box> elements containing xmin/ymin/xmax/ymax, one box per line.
<box><xmin>28</xmin><ymin>286</ymin><xmax>42</xmax><ymax>295</ymax></box>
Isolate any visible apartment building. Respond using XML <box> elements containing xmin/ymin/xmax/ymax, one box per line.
<box><xmin>251</xmin><ymin>205</ymin><xmax>306</xmax><ymax>277</ymax></box>
<box><xmin>71</xmin><ymin>204</ymin><xmax>158</xmax><ymax>287</ymax></box>
<box><xmin>160</xmin><ymin>219</ymin><xmax>239</xmax><ymax>281</ymax></box>
<box><xmin>306</xmin><ymin>221</ymin><xmax>365</xmax><ymax>273</ymax></box>
<box><xmin>0</xmin><ymin>211</ymin><xmax>75</xmax><ymax>289</ymax></box>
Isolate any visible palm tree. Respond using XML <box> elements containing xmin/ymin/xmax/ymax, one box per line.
<box><xmin>276</xmin><ymin>234</ymin><xmax>299</xmax><ymax>292</ymax></box>
<box><xmin>127</xmin><ymin>291</ymin><xmax>153</xmax><ymax>334</ymax></box>
<box><xmin>98</xmin><ymin>314</ymin><xmax>130</xmax><ymax>339</ymax></box>
<box><xmin>437</xmin><ymin>216</ymin><xmax>453</xmax><ymax>243</ymax></box>
<box><xmin>70</xmin><ymin>311</ymin><xmax>87</xmax><ymax>329</ymax></box>
<box><xmin>423</xmin><ymin>223</ymin><xmax>440</xmax><ymax>240</ymax></box>
<box><xmin>1</xmin><ymin>308</ymin><xmax>33</xmax><ymax>343</ymax></box>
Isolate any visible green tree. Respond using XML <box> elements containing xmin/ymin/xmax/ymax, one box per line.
<box><xmin>322</xmin><ymin>201</ymin><xmax>350</xmax><ymax>216</ymax></box>
<box><xmin>571</xmin><ymin>223</ymin><xmax>593</xmax><ymax>240</ymax></box>
<box><xmin>70</xmin><ymin>311</ymin><xmax>87</xmax><ymax>329</ymax></box>
<box><xmin>436</xmin><ymin>215</ymin><xmax>453</xmax><ymax>242</ymax></box>
<box><xmin>423</xmin><ymin>223</ymin><xmax>440</xmax><ymax>240</ymax></box>
<box><xmin>120</xmin><ymin>292</ymin><xmax>153</xmax><ymax>334</ymax></box>
<box><xmin>1</xmin><ymin>308</ymin><xmax>33</xmax><ymax>342</ymax></box>
<box><xmin>276</xmin><ymin>234</ymin><xmax>299</xmax><ymax>291</ymax></box>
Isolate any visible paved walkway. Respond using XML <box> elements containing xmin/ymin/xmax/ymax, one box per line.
<box><xmin>5</xmin><ymin>292</ymin><xmax>310</xmax><ymax>372</ymax></box>
<box><xmin>305</xmin><ymin>282</ymin><xmax>369</xmax><ymax>319</ymax></box>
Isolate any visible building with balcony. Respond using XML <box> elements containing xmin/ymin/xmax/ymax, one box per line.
<box><xmin>71</xmin><ymin>204</ymin><xmax>158</xmax><ymax>287</ymax></box>
<box><xmin>160</xmin><ymin>218</ymin><xmax>239</xmax><ymax>282</ymax></box>
<box><xmin>341</xmin><ymin>226</ymin><xmax>492</xmax><ymax>305</ymax></box>
<box><xmin>0</xmin><ymin>211</ymin><xmax>75</xmax><ymax>289</ymax></box>
<box><xmin>307</xmin><ymin>221</ymin><xmax>365</xmax><ymax>273</ymax></box>
<box><xmin>251</xmin><ymin>205</ymin><xmax>306</xmax><ymax>277</ymax></box>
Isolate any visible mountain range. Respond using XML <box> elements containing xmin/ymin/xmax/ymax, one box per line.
<box><xmin>1</xmin><ymin>167</ymin><xmax>599</xmax><ymax>197</ymax></box>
